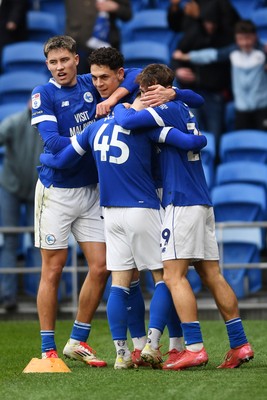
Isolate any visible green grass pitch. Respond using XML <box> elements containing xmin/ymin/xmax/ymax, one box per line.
<box><xmin>0</xmin><ymin>319</ymin><xmax>266</xmax><ymax>400</ymax></box>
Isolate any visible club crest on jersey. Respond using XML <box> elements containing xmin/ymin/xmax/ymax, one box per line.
<box><xmin>84</xmin><ymin>92</ymin><xmax>93</xmax><ymax>103</ymax></box>
<box><xmin>32</xmin><ymin>93</ymin><xmax>41</xmax><ymax>109</ymax></box>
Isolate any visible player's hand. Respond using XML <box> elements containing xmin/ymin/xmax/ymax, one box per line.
<box><xmin>95</xmin><ymin>100</ymin><xmax>112</xmax><ymax>118</ymax></box>
<box><xmin>121</xmin><ymin>102</ymin><xmax>131</xmax><ymax>109</ymax></box>
<box><xmin>140</xmin><ymin>85</ymin><xmax>176</xmax><ymax>107</ymax></box>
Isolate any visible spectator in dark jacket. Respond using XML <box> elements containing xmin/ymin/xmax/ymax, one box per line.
<box><xmin>65</xmin><ymin>0</ymin><xmax>132</xmax><ymax>74</ymax></box>
<box><xmin>0</xmin><ymin>0</ymin><xmax>29</xmax><ymax>72</ymax></box>
<box><xmin>168</xmin><ymin>0</ymin><xmax>240</xmax><ymax>154</ymax></box>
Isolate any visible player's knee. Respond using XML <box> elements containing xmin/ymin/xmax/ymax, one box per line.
<box><xmin>89</xmin><ymin>264</ymin><xmax>109</xmax><ymax>282</ymax></box>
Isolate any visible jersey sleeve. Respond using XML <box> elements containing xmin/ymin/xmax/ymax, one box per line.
<box><xmin>39</xmin><ymin>127</ymin><xmax>92</xmax><ymax>169</ymax></box>
<box><xmin>37</xmin><ymin>120</ymin><xmax>71</xmax><ymax>153</ymax></box>
<box><xmin>40</xmin><ymin>144</ymin><xmax>82</xmax><ymax>169</ymax></box>
<box><xmin>173</xmin><ymin>88</ymin><xmax>204</xmax><ymax>108</ymax></box>
<box><xmin>162</xmin><ymin>127</ymin><xmax>207</xmax><ymax>151</ymax></box>
<box><xmin>114</xmin><ymin>104</ymin><xmax>156</xmax><ymax>129</ymax></box>
<box><xmin>31</xmin><ymin>85</ymin><xmax>71</xmax><ymax>153</ymax></box>
<box><xmin>121</xmin><ymin>68</ymin><xmax>142</xmax><ymax>93</ymax></box>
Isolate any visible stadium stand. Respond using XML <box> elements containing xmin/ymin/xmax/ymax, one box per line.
<box><xmin>1</xmin><ymin>42</ymin><xmax>47</xmax><ymax>75</ymax></box>
<box><xmin>26</xmin><ymin>10</ymin><xmax>61</xmax><ymax>42</ymax></box>
<box><xmin>219</xmin><ymin>130</ymin><xmax>267</xmax><ymax>163</ymax></box>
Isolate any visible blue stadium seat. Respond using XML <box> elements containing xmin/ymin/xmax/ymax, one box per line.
<box><xmin>121</xmin><ymin>40</ymin><xmax>170</xmax><ymax>68</ymax></box>
<box><xmin>215</xmin><ymin>161</ymin><xmax>267</xmax><ymax>195</ymax></box>
<box><xmin>219</xmin><ymin>130</ymin><xmax>267</xmax><ymax>163</ymax></box>
<box><xmin>201</xmin><ymin>132</ymin><xmax>216</xmax><ymax>188</ymax></box>
<box><xmin>0</xmin><ymin>71</ymin><xmax>48</xmax><ymax>105</ymax></box>
<box><xmin>230</xmin><ymin>0</ymin><xmax>258</xmax><ymax>19</ymax></box>
<box><xmin>215</xmin><ymin>161</ymin><xmax>267</xmax><ymax>294</ymax></box>
<box><xmin>216</xmin><ymin>227</ymin><xmax>263</xmax><ymax>298</ymax></box>
<box><xmin>251</xmin><ymin>7</ymin><xmax>267</xmax><ymax>44</ymax></box>
<box><xmin>212</xmin><ymin>183</ymin><xmax>266</xmax><ymax>297</ymax></box>
<box><xmin>0</xmin><ymin>103</ymin><xmax>27</xmax><ymax>122</ymax></box>
<box><xmin>122</xmin><ymin>9</ymin><xmax>180</xmax><ymax>52</ymax></box>
<box><xmin>27</xmin><ymin>10</ymin><xmax>60</xmax><ymax>42</ymax></box>
<box><xmin>38</xmin><ymin>0</ymin><xmax>65</xmax><ymax>33</ymax></box>
<box><xmin>1</xmin><ymin>42</ymin><xmax>47</xmax><ymax>75</ymax></box>
<box><xmin>212</xmin><ymin>183</ymin><xmax>266</xmax><ymax>222</ymax></box>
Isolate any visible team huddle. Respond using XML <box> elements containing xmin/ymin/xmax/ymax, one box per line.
<box><xmin>31</xmin><ymin>35</ymin><xmax>254</xmax><ymax>370</ymax></box>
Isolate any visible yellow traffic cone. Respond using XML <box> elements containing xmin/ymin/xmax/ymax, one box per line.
<box><xmin>23</xmin><ymin>357</ymin><xmax>71</xmax><ymax>373</ymax></box>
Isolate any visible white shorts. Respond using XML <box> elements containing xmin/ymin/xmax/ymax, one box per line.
<box><xmin>35</xmin><ymin>180</ymin><xmax>105</xmax><ymax>249</ymax></box>
<box><xmin>161</xmin><ymin>205</ymin><xmax>219</xmax><ymax>262</ymax></box>
<box><xmin>104</xmin><ymin>207</ymin><xmax>163</xmax><ymax>272</ymax></box>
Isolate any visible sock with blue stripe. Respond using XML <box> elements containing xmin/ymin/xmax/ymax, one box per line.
<box><xmin>107</xmin><ymin>285</ymin><xmax>130</xmax><ymax>340</ymax></box>
<box><xmin>146</xmin><ymin>281</ymin><xmax>173</xmax><ymax>349</ymax></box>
<box><xmin>149</xmin><ymin>281</ymin><xmax>173</xmax><ymax>331</ymax></box>
<box><xmin>40</xmin><ymin>330</ymin><xmax>56</xmax><ymax>353</ymax></box>
<box><xmin>127</xmin><ymin>280</ymin><xmax>146</xmax><ymax>339</ymax></box>
<box><xmin>70</xmin><ymin>320</ymin><xmax>91</xmax><ymax>343</ymax></box>
<box><xmin>225</xmin><ymin>318</ymin><xmax>248</xmax><ymax>348</ymax></box>
<box><xmin>167</xmin><ymin>302</ymin><xmax>183</xmax><ymax>338</ymax></box>
<box><xmin>181</xmin><ymin>321</ymin><xmax>204</xmax><ymax>351</ymax></box>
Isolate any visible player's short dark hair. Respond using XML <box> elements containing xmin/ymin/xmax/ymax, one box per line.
<box><xmin>88</xmin><ymin>47</ymin><xmax>125</xmax><ymax>70</ymax></box>
<box><xmin>136</xmin><ymin>64</ymin><xmax>174</xmax><ymax>88</ymax></box>
<box><xmin>234</xmin><ymin>20</ymin><xmax>257</xmax><ymax>35</ymax></box>
<box><xmin>44</xmin><ymin>35</ymin><xmax>77</xmax><ymax>58</ymax></box>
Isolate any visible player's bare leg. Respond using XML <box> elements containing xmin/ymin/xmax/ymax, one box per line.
<box><xmin>163</xmin><ymin>259</ymin><xmax>198</xmax><ymax>322</ymax></box>
<box><xmin>76</xmin><ymin>241</ymin><xmax>108</xmax><ymax>323</ymax></box>
<box><xmin>37</xmin><ymin>248</ymin><xmax>68</xmax><ymax>358</ymax></box>
<box><xmin>194</xmin><ymin>260</ymin><xmax>239</xmax><ymax>321</ymax></box>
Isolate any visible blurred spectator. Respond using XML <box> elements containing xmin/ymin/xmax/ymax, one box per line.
<box><xmin>178</xmin><ymin>20</ymin><xmax>267</xmax><ymax>131</ymax></box>
<box><xmin>168</xmin><ymin>0</ymin><xmax>240</xmax><ymax>152</ymax></box>
<box><xmin>0</xmin><ymin>0</ymin><xmax>29</xmax><ymax>73</ymax></box>
<box><xmin>65</xmin><ymin>0</ymin><xmax>132</xmax><ymax>74</ymax></box>
<box><xmin>0</xmin><ymin>101</ymin><xmax>43</xmax><ymax>311</ymax></box>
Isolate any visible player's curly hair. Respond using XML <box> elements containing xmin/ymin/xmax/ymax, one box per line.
<box><xmin>43</xmin><ymin>35</ymin><xmax>77</xmax><ymax>58</ymax></box>
<box><xmin>88</xmin><ymin>47</ymin><xmax>125</xmax><ymax>71</ymax></box>
<box><xmin>136</xmin><ymin>64</ymin><xmax>174</xmax><ymax>89</ymax></box>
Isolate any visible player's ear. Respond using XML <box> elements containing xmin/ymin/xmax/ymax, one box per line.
<box><xmin>117</xmin><ymin>67</ymin><xmax>124</xmax><ymax>81</ymax></box>
<box><xmin>75</xmin><ymin>53</ymin><xmax>79</xmax><ymax>66</ymax></box>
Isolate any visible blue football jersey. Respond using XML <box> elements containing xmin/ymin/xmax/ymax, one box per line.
<box><xmin>77</xmin><ymin>116</ymin><xmax>162</xmax><ymax>209</ymax></box>
<box><xmin>31</xmin><ymin>74</ymin><xmax>100</xmax><ymax>188</ymax></box>
<box><xmin>114</xmin><ymin>101</ymin><xmax>212</xmax><ymax>207</ymax></box>
<box><xmin>40</xmin><ymin>115</ymin><xmax>207</xmax><ymax>208</ymax></box>
<box><xmin>31</xmin><ymin>69</ymin><xmax>141</xmax><ymax>188</ymax></box>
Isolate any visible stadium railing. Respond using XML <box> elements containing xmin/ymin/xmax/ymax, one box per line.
<box><xmin>1</xmin><ymin>221</ymin><xmax>267</xmax><ymax>315</ymax></box>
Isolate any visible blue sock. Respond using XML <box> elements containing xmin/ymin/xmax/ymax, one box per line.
<box><xmin>225</xmin><ymin>318</ymin><xmax>248</xmax><ymax>348</ymax></box>
<box><xmin>40</xmin><ymin>330</ymin><xmax>56</xmax><ymax>353</ymax></box>
<box><xmin>127</xmin><ymin>280</ymin><xmax>146</xmax><ymax>338</ymax></box>
<box><xmin>181</xmin><ymin>322</ymin><xmax>203</xmax><ymax>345</ymax></box>
<box><xmin>149</xmin><ymin>281</ymin><xmax>173</xmax><ymax>332</ymax></box>
<box><xmin>70</xmin><ymin>320</ymin><xmax>91</xmax><ymax>343</ymax></box>
<box><xmin>167</xmin><ymin>302</ymin><xmax>183</xmax><ymax>338</ymax></box>
<box><xmin>107</xmin><ymin>285</ymin><xmax>130</xmax><ymax>340</ymax></box>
